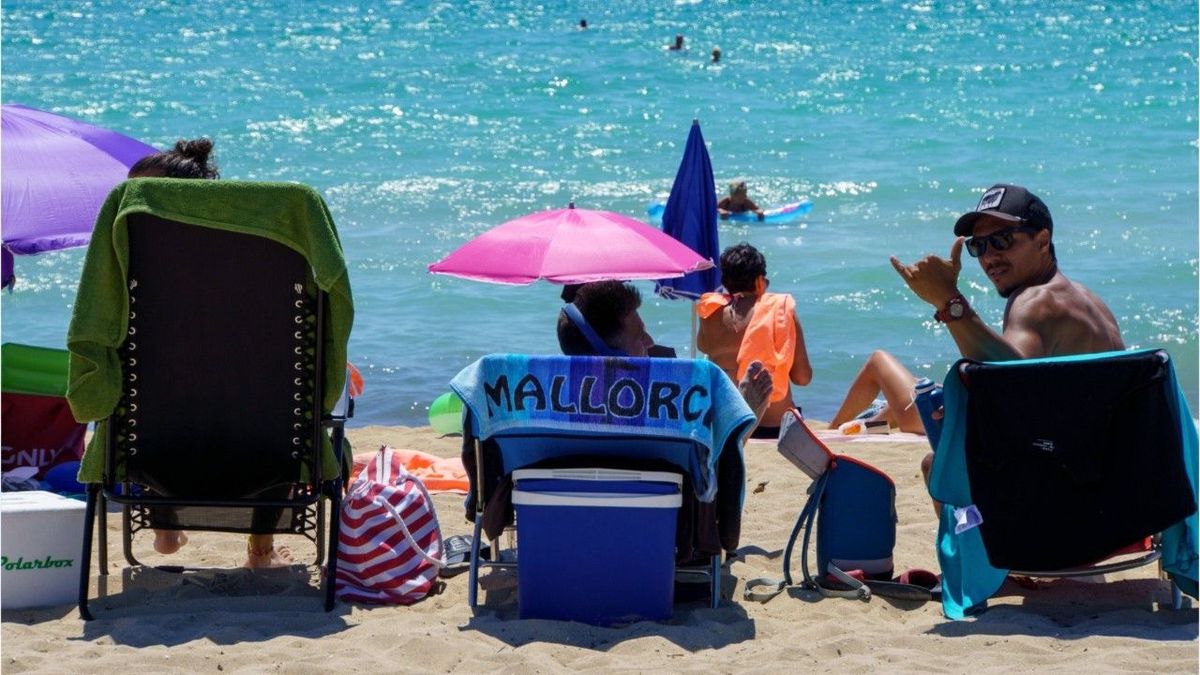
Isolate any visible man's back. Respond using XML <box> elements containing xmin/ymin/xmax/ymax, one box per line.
<box><xmin>1002</xmin><ymin>272</ymin><xmax>1124</xmax><ymax>359</ymax></box>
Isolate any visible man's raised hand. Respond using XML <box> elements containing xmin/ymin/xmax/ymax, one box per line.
<box><xmin>889</xmin><ymin>237</ymin><xmax>965</xmax><ymax>308</ymax></box>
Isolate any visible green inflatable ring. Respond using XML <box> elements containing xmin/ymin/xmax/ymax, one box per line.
<box><xmin>1</xmin><ymin>343</ymin><xmax>71</xmax><ymax>397</ymax></box>
<box><xmin>428</xmin><ymin>391</ymin><xmax>464</xmax><ymax>436</ymax></box>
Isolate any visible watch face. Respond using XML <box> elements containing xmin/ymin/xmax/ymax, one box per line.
<box><xmin>949</xmin><ymin>301</ymin><xmax>965</xmax><ymax>318</ymax></box>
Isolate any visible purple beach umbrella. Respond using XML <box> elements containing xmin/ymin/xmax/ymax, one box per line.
<box><xmin>1</xmin><ymin>104</ymin><xmax>158</xmax><ymax>288</ymax></box>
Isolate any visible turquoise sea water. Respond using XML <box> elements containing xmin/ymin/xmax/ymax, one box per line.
<box><xmin>3</xmin><ymin>1</ymin><xmax>1197</xmax><ymax>427</ymax></box>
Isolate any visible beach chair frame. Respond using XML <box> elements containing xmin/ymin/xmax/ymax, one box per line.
<box><xmin>937</xmin><ymin>350</ymin><xmax>1192</xmax><ymax>609</ymax></box>
<box><xmin>462</xmin><ymin>412</ymin><xmax>727</xmax><ymax>614</ymax></box>
<box><xmin>77</xmin><ymin>215</ymin><xmax>348</xmax><ymax>619</ymax></box>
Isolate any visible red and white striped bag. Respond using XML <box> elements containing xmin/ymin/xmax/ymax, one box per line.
<box><xmin>335</xmin><ymin>446</ymin><xmax>446</xmax><ymax>604</ymax></box>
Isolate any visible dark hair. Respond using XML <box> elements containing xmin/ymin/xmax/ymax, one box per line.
<box><xmin>719</xmin><ymin>242</ymin><xmax>767</xmax><ymax>294</ymax></box>
<box><xmin>557</xmin><ymin>281</ymin><xmax>641</xmax><ymax>355</ymax></box>
<box><xmin>560</xmin><ymin>283</ymin><xmax>582</xmax><ymax>303</ymax></box>
<box><xmin>128</xmin><ymin>138</ymin><xmax>220</xmax><ymax>179</ymax></box>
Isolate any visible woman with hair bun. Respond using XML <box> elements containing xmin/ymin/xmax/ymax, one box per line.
<box><xmin>127</xmin><ymin>137</ymin><xmax>220</xmax><ymax>179</ymax></box>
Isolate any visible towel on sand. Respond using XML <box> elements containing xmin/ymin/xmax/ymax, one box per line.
<box><xmin>67</xmin><ymin>179</ymin><xmax>354</xmax><ymax>483</ymax></box>
<box><xmin>350</xmin><ymin>447</ymin><xmax>468</xmax><ymax>494</ymax></box>
<box><xmin>697</xmin><ymin>292</ymin><xmax>797</xmax><ymax>402</ymax></box>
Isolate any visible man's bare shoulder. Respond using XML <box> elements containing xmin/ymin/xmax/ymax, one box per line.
<box><xmin>1006</xmin><ymin>277</ymin><xmax>1068</xmax><ymax>320</ymax></box>
<box><xmin>1007</xmin><ymin>274</ymin><xmax>1123</xmax><ymax>354</ymax></box>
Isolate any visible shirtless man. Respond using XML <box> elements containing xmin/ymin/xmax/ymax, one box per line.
<box><xmin>717</xmin><ymin>179</ymin><xmax>765</xmax><ymax>221</ymax></box>
<box><xmin>888</xmin><ymin>184</ymin><xmax>1124</xmax><ymax>478</ymax></box>
<box><xmin>697</xmin><ymin>244</ymin><xmax>813</xmax><ymax>438</ymax></box>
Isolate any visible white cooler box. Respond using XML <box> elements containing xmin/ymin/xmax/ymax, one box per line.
<box><xmin>1</xmin><ymin>490</ymin><xmax>87</xmax><ymax>609</ymax></box>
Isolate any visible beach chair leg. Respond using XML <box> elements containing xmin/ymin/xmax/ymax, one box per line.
<box><xmin>467</xmin><ymin>517</ymin><xmax>484</xmax><ymax>609</ymax></box>
<box><xmin>314</xmin><ymin>496</ymin><xmax>327</xmax><ymax>567</ymax></box>
<box><xmin>1171</xmin><ymin>581</ymin><xmax>1183</xmax><ymax>610</ymax></box>
<box><xmin>710</xmin><ymin>554</ymin><xmax>721</xmax><ymax>609</ymax></box>
<box><xmin>78</xmin><ymin>485</ymin><xmax>99</xmax><ymax>621</ymax></box>
<box><xmin>121</xmin><ymin>504</ymin><xmax>141</xmax><ymax>567</ymax></box>
<box><xmin>97</xmin><ymin>492</ymin><xmax>108</xmax><ymax>574</ymax></box>
<box><xmin>323</xmin><ymin>483</ymin><xmax>342</xmax><ymax>612</ymax></box>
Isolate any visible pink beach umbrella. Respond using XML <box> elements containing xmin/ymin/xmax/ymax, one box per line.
<box><xmin>428</xmin><ymin>203</ymin><xmax>714</xmax><ymax>285</ymax></box>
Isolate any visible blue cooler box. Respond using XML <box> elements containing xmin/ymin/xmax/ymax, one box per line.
<box><xmin>511</xmin><ymin>467</ymin><xmax>682</xmax><ymax>625</ymax></box>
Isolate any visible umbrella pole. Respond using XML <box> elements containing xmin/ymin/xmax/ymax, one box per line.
<box><xmin>690</xmin><ymin>300</ymin><xmax>698</xmax><ymax>358</ymax></box>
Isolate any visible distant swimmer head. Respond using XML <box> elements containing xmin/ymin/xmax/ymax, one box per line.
<box><xmin>728</xmin><ymin>179</ymin><xmax>748</xmax><ymax>197</ymax></box>
<box><xmin>712</xmin><ymin>46</ymin><xmax>721</xmax><ymax>62</ymax></box>
<box><xmin>579</xmin><ymin>18</ymin><xmax>587</xmax><ymax>29</ymax></box>
<box><xmin>671</xmin><ymin>34</ymin><xmax>684</xmax><ymax>49</ymax></box>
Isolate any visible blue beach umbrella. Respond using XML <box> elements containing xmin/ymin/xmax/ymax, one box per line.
<box><xmin>655</xmin><ymin>119</ymin><xmax>720</xmax><ymax>300</ymax></box>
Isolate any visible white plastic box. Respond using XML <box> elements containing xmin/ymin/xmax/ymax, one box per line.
<box><xmin>1</xmin><ymin>490</ymin><xmax>87</xmax><ymax>609</ymax></box>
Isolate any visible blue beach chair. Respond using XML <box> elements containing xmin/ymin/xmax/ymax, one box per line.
<box><xmin>925</xmin><ymin>349</ymin><xmax>1198</xmax><ymax>619</ymax></box>
<box><xmin>449</xmin><ymin>354</ymin><xmax>756</xmax><ymax>624</ymax></box>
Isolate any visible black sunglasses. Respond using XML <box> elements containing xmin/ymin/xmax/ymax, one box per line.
<box><xmin>965</xmin><ymin>226</ymin><xmax>1040</xmax><ymax>257</ymax></box>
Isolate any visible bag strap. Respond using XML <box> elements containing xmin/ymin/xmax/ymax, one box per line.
<box><xmin>744</xmin><ymin>471</ymin><xmax>831</xmax><ymax>602</ymax></box>
<box><xmin>369</xmin><ymin>475</ymin><xmax>447</xmax><ymax>569</ymax></box>
<box><xmin>814</xmin><ymin>563</ymin><xmax>872</xmax><ymax>601</ymax></box>
<box><xmin>744</xmin><ymin>470</ymin><xmax>873</xmax><ymax>603</ymax></box>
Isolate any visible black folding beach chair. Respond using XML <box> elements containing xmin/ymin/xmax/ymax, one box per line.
<box><xmin>928</xmin><ymin>349</ymin><xmax>1197</xmax><ymax>617</ymax></box>
<box><xmin>75</xmin><ymin>186</ymin><xmax>352</xmax><ymax>619</ymax></box>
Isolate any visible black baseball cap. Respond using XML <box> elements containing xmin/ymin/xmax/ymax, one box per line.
<box><xmin>953</xmin><ymin>184</ymin><xmax>1054</xmax><ymax>236</ymax></box>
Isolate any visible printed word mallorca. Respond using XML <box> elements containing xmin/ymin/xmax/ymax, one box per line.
<box><xmin>483</xmin><ymin>374</ymin><xmax>712</xmax><ymax>425</ymax></box>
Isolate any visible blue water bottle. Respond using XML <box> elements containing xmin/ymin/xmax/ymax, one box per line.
<box><xmin>914</xmin><ymin>378</ymin><xmax>945</xmax><ymax>450</ymax></box>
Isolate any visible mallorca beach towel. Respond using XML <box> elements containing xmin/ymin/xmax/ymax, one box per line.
<box><xmin>66</xmin><ymin>179</ymin><xmax>354</xmax><ymax>484</ymax></box>
<box><xmin>351</xmin><ymin>447</ymin><xmax>469</xmax><ymax>494</ymax></box>
<box><xmin>928</xmin><ymin>349</ymin><xmax>1199</xmax><ymax>619</ymax></box>
<box><xmin>449</xmin><ymin>354</ymin><xmax>756</xmax><ymax>503</ymax></box>
<box><xmin>697</xmin><ymin>292</ymin><xmax>797</xmax><ymax>402</ymax></box>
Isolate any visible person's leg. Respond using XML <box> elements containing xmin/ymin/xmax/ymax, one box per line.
<box><xmin>920</xmin><ymin>452</ymin><xmax>942</xmax><ymax>513</ymax></box>
<box><xmin>738</xmin><ymin>361</ymin><xmax>773</xmax><ymax>422</ymax></box>
<box><xmin>244</xmin><ymin>493</ymin><xmax>292</xmax><ymax>569</ymax></box>
<box><xmin>153</xmin><ymin>529</ymin><xmax>188</xmax><ymax>554</ymax></box>
<box><xmin>829</xmin><ymin>350</ymin><xmax>924</xmax><ymax>433</ymax></box>
<box><xmin>245</xmin><ymin>533</ymin><xmax>293</xmax><ymax>569</ymax></box>
<box><xmin>150</xmin><ymin>506</ymin><xmax>187</xmax><ymax>554</ymax></box>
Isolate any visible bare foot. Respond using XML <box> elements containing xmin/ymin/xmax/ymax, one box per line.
<box><xmin>739</xmin><ymin>361</ymin><xmax>772</xmax><ymax>421</ymax></box>
<box><xmin>244</xmin><ymin>544</ymin><xmax>294</xmax><ymax>569</ymax></box>
<box><xmin>153</xmin><ymin>529</ymin><xmax>188</xmax><ymax>555</ymax></box>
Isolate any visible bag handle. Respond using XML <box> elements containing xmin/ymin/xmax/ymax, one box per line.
<box><xmin>744</xmin><ymin>468</ymin><xmax>871</xmax><ymax>603</ymax></box>
<box><xmin>368</xmin><ymin>471</ymin><xmax>447</xmax><ymax>570</ymax></box>
<box><xmin>744</xmin><ymin>471</ymin><xmax>831</xmax><ymax>602</ymax></box>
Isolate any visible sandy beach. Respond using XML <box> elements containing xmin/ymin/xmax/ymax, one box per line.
<box><xmin>2</xmin><ymin>422</ymin><xmax>1196</xmax><ymax>673</ymax></box>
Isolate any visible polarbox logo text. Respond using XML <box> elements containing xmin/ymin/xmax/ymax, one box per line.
<box><xmin>1</xmin><ymin>555</ymin><xmax>75</xmax><ymax>570</ymax></box>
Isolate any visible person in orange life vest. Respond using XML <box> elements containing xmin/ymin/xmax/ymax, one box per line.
<box><xmin>697</xmin><ymin>243</ymin><xmax>813</xmax><ymax>439</ymax></box>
